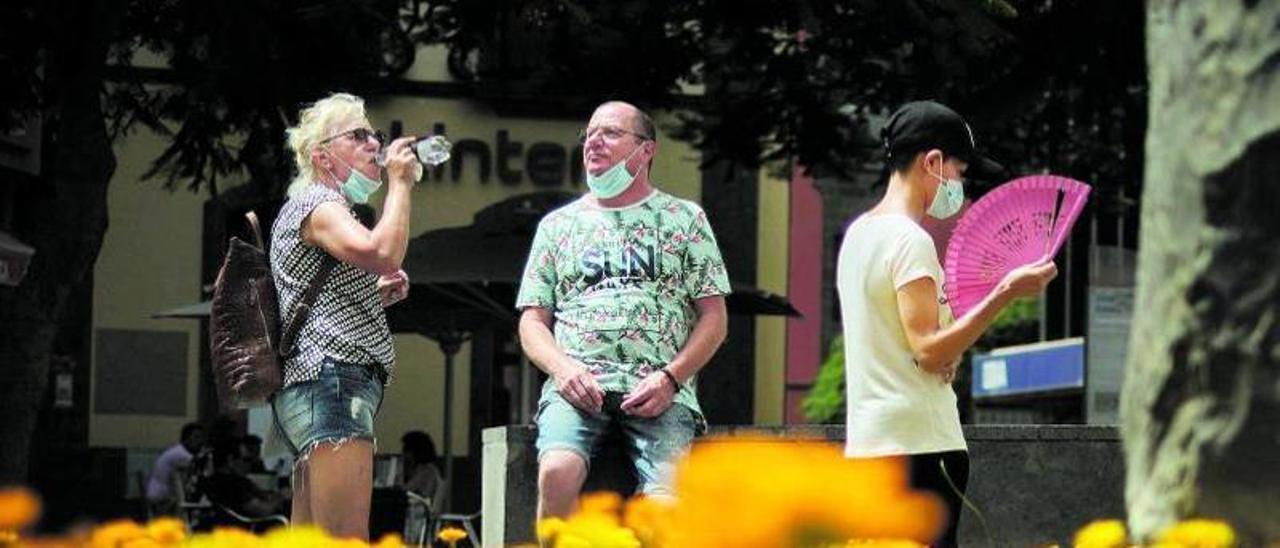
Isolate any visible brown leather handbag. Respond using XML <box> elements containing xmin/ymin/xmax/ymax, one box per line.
<box><xmin>208</xmin><ymin>212</ymin><xmax>336</xmax><ymax>410</ymax></box>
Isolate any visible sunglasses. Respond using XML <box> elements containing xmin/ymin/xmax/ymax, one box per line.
<box><xmin>320</xmin><ymin>127</ymin><xmax>385</xmax><ymax>146</ymax></box>
<box><xmin>577</xmin><ymin>125</ymin><xmax>652</xmax><ymax>144</ymax></box>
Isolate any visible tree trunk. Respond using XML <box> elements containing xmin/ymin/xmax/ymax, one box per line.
<box><xmin>697</xmin><ymin>160</ymin><xmax>758</xmax><ymax>425</ymax></box>
<box><xmin>1122</xmin><ymin>0</ymin><xmax>1280</xmax><ymax>543</ymax></box>
<box><xmin>694</xmin><ymin>34</ymin><xmax>761</xmax><ymax>425</ymax></box>
<box><xmin>0</xmin><ymin>0</ymin><xmax>122</xmax><ymax>485</ymax></box>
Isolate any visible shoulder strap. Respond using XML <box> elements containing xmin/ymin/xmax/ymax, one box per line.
<box><xmin>278</xmin><ymin>253</ymin><xmax>338</xmax><ymax>357</ymax></box>
<box><xmin>245</xmin><ymin>211</ymin><xmax>266</xmax><ymax>249</ymax></box>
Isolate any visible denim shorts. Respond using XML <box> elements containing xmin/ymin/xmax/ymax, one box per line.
<box><xmin>271</xmin><ymin>357</ymin><xmax>385</xmax><ymax>458</ymax></box>
<box><xmin>535</xmin><ymin>389</ymin><xmax>704</xmax><ymax>496</ymax></box>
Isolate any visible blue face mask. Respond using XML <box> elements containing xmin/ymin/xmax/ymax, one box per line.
<box><xmin>926</xmin><ymin>164</ymin><xmax>965</xmax><ymax>219</ymax></box>
<box><xmin>340</xmin><ymin>168</ymin><xmax>382</xmax><ymax>204</ymax></box>
<box><xmin>328</xmin><ymin>155</ymin><xmax>382</xmax><ymax>204</ymax></box>
<box><xmin>585</xmin><ymin>145</ymin><xmax>644</xmax><ymax>199</ymax></box>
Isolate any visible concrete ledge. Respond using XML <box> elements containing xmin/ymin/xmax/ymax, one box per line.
<box><xmin>482</xmin><ymin>424</ymin><xmax>1124</xmax><ymax>546</ymax></box>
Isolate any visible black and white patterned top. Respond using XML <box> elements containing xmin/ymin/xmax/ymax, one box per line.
<box><xmin>269</xmin><ymin>184</ymin><xmax>395</xmax><ymax>387</ymax></box>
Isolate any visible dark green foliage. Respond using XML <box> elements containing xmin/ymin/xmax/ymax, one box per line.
<box><xmin>802</xmin><ymin>335</ymin><xmax>845</xmax><ymax>423</ymax></box>
<box><xmin>421</xmin><ymin>0</ymin><xmax>1145</xmax><ymax>212</ymax></box>
<box><xmin>973</xmin><ymin>296</ymin><xmax>1040</xmax><ymax>353</ymax></box>
<box><xmin>403</xmin><ymin>0</ymin><xmax>704</xmax><ymax>116</ymax></box>
<box><xmin>108</xmin><ymin>0</ymin><xmax>411</xmax><ymax>197</ymax></box>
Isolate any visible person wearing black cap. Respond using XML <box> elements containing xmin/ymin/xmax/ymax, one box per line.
<box><xmin>836</xmin><ymin>101</ymin><xmax>1057</xmax><ymax>546</ymax></box>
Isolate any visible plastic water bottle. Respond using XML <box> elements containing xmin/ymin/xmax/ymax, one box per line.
<box><xmin>415</xmin><ymin>135</ymin><xmax>452</xmax><ymax>166</ymax></box>
<box><xmin>377</xmin><ymin>135</ymin><xmax>452</xmax><ymax>167</ymax></box>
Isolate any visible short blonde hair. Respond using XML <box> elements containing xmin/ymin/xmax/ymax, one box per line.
<box><xmin>285</xmin><ymin>93</ymin><xmax>368</xmax><ymax>197</ymax></box>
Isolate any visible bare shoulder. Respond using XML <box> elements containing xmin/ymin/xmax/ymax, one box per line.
<box><xmin>302</xmin><ymin>201</ymin><xmax>355</xmax><ymax>243</ymax></box>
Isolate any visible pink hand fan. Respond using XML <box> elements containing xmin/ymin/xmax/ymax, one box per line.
<box><xmin>943</xmin><ymin>175</ymin><xmax>1091</xmax><ymax>319</ymax></box>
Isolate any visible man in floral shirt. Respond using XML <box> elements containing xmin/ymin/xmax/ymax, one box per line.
<box><xmin>516</xmin><ymin>101</ymin><xmax>731</xmax><ymax>518</ymax></box>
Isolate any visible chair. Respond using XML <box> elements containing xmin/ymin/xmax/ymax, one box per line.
<box><xmin>134</xmin><ymin>470</ymin><xmax>154</xmax><ymax>521</ymax></box>
<box><xmin>404</xmin><ymin>474</ymin><xmax>448</xmax><ymax>547</ymax></box>
<box><xmin>371</xmin><ymin>486</ymin><xmax>409</xmax><ymax>541</ymax></box>
<box><xmin>173</xmin><ymin>465</ymin><xmax>289</xmax><ymax>532</ymax></box>
<box><xmin>403</xmin><ymin>477</ymin><xmax>477</xmax><ymax>547</ymax></box>
<box><xmin>425</xmin><ymin>479</ymin><xmax>480</xmax><ymax>547</ymax></box>
<box><xmin>216</xmin><ymin>505</ymin><xmax>289</xmax><ymax>531</ymax></box>
<box><xmin>201</xmin><ymin>476</ymin><xmax>290</xmax><ymax>532</ymax></box>
<box><xmin>170</xmin><ymin>466</ymin><xmax>214</xmax><ymax>531</ymax></box>
<box><xmin>431</xmin><ymin>508</ymin><xmax>481</xmax><ymax>548</ymax></box>
<box><xmin>405</xmin><ymin>490</ymin><xmax>434</xmax><ymax>546</ymax></box>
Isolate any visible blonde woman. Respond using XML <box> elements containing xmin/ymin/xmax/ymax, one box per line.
<box><xmin>269</xmin><ymin>93</ymin><xmax>418</xmax><ymax>539</ymax></box>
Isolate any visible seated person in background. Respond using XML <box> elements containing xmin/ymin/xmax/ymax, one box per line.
<box><xmin>183</xmin><ymin>415</ymin><xmax>238</xmax><ymax>497</ymax></box>
<box><xmin>240</xmin><ymin>434</ymin><xmax>269</xmax><ymax>474</ymax></box>
<box><xmin>400</xmin><ymin>430</ymin><xmax>442</xmax><ymax>542</ymax></box>
<box><xmin>146</xmin><ymin>422</ymin><xmax>205</xmax><ymax>514</ymax></box>
<box><xmin>401</xmin><ymin>430</ymin><xmax>442</xmax><ymax>497</ymax></box>
<box><xmin>199</xmin><ymin>442</ymin><xmax>288</xmax><ymax>522</ymax></box>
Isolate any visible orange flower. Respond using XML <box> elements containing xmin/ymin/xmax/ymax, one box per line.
<box><xmin>1155</xmin><ymin>519</ymin><xmax>1235</xmax><ymax>548</ymax></box>
<box><xmin>90</xmin><ymin>520</ymin><xmax>147</xmax><ymax>548</ymax></box>
<box><xmin>201</xmin><ymin>526</ymin><xmax>263</xmax><ymax>547</ymax></box>
<box><xmin>544</xmin><ymin>440</ymin><xmax>921</xmax><ymax>547</ymax></box>
<box><xmin>119</xmin><ymin>538</ymin><xmax>161</xmax><ymax>548</ymax></box>
<box><xmin>544</xmin><ymin>514</ymin><xmax>640</xmax><ymax>548</ymax></box>
<box><xmin>371</xmin><ymin>532</ymin><xmax>407</xmax><ymax>548</ymax></box>
<box><xmin>537</xmin><ymin>517</ymin><xmax>568</xmax><ymax>542</ymax></box>
<box><xmin>437</xmin><ymin>526</ymin><xmax>468</xmax><ymax>547</ymax></box>
<box><xmin>665</xmin><ymin>436</ymin><xmax>944</xmax><ymax>547</ymax></box>
<box><xmin>622</xmin><ymin>496</ymin><xmax>673</xmax><ymax>547</ymax></box>
<box><xmin>143</xmin><ymin>518</ymin><xmax>185</xmax><ymax>545</ymax></box>
<box><xmin>258</xmin><ymin>524</ymin><xmax>341</xmax><ymax>547</ymax></box>
<box><xmin>1074</xmin><ymin>519</ymin><xmax>1128</xmax><ymax>548</ymax></box>
<box><xmin>331</xmin><ymin>538</ymin><xmax>371</xmax><ymax>548</ymax></box>
<box><xmin>536</xmin><ymin>493</ymin><xmax>646</xmax><ymax>548</ymax></box>
<box><xmin>0</xmin><ymin>487</ymin><xmax>41</xmax><ymax>532</ymax></box>
<box><xmin>577</xmin><ymin>492</ymin><xmax>624</xmax><ymax>517</ymax></box>
<box><xmin>844</xmin><ymin>540</ymin><xmax>927</xmax><ymax>547</ymax></box>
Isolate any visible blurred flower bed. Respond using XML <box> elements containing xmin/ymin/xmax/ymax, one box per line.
<box><xmin>0</xmin><ymin>436</ymin><xmax>1246</xmax><ymax>547</ymax></box>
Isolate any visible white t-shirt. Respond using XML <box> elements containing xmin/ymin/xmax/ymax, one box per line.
<box><xmin>146</xmin><ymin>443</ymin><xmax>193</xmax><ymax>502</ymax></box>
<box><xmin>837</xmin><ymin>214</ymin><xmax>966</xmax><ymax>458</ymax></box>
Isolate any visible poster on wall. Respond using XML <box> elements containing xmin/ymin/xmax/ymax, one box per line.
<box><xmin>1087</xmin><ymin>286</ymin><xmax>1134</xmax><ymax>425</ymax></box>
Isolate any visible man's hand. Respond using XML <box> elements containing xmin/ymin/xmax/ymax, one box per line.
<box><xmin>377</xmin><ymin>269</ymin><xmax>409</xmax><ymax>307</ymax></box>
<box><xmin>554</xmin><ymin>363</ymin><xmax>605</xmax><ymax>414</ymax></box>
<box><xmin>620</xmin><ymin>370</ymin><xmax>678</xmax><ymax>418</ymax></box>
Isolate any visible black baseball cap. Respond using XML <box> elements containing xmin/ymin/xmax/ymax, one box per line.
<box><xmin>881</xmin><ymin>100</ymin><xmax>1004</xmax><ymax>180</ymax></box>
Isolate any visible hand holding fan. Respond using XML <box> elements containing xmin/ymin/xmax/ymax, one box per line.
<box><xmin>943</xmin><ymin>175</ymin><xmax>1091</xmax><ymax>318</ymax></box>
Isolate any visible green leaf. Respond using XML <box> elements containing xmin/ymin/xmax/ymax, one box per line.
<box><xmin>802</xmin><ymin>335</ymin><xmax>846</xmax><ymax>424</ymax></box>
<box><xmin>977</xmin><ymin>0</ymin><xmax>1018</xmax><ymax>19</ymax></box>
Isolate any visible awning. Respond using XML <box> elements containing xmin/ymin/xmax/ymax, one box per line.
<box><xmin>151</xmin><ymin>300</ymin><xmax>211</xmax><ymax>319</ymax></box>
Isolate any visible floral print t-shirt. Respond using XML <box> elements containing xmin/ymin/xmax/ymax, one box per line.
<box><xmin>515</xmin><ymin>189</ymin><xmax>732</xmax><ymax>419</ymax></box>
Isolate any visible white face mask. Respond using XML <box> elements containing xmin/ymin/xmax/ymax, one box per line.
<box><xmin>926</xmin><ymin>164</ymin><xmax>965</xmax><ymax>219</ymax></box>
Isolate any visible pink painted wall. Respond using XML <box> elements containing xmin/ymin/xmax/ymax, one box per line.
<box><xmin>785</xmin><ymin>165</ymin><xmax>823</xmax><ymax>423</ymax></box>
